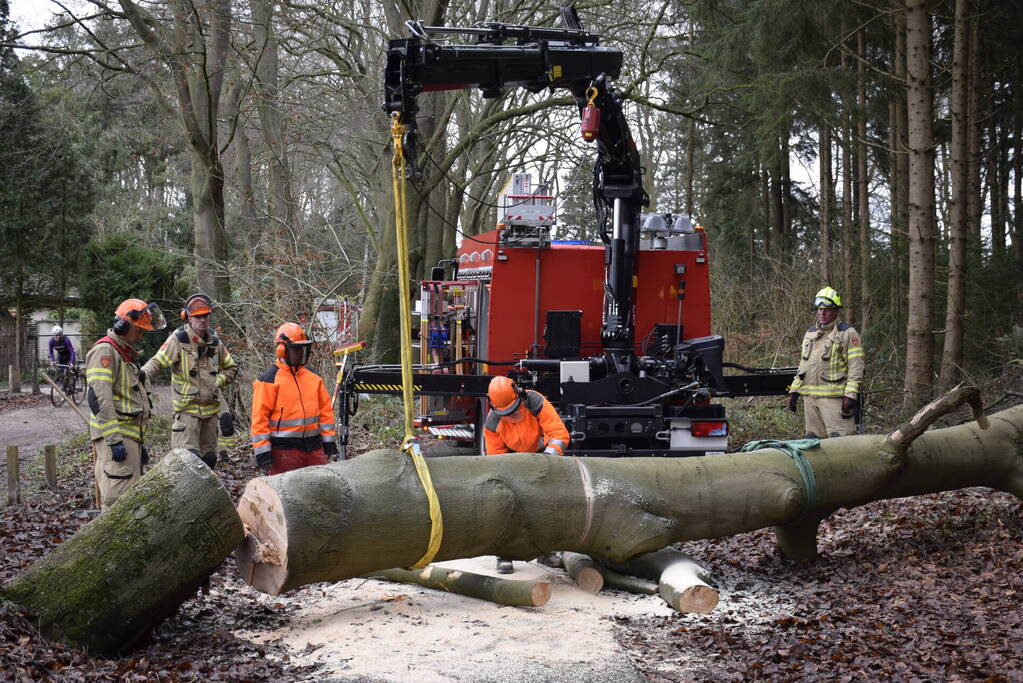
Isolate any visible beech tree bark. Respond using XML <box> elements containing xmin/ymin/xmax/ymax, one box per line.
<box><xmin>235</xmin><ymin>399</ymin><xmax>1020</xmax><ymax>596</ymax></box>
<box><xmin>1</xmin><ymin>451</ymin><xmax>243</xmax><ymax>656</ymax></box>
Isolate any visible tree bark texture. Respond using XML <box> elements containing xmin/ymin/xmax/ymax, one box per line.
<box><xmin>1</xmin><ymin>451</ymin><xmax>243</xmax><ymax>655</ymax></box>
<box><xmin>939</xmin><ymin>0</ymin><xmax>972</xmax><ymax>390</ymax></box>
<box><xmin>902</xmin><ymin>0</ymin><xmax>937</xmax><ymax>411</ymax></box>
<box><xmin>819</xmin><ymin>122</ymin><xmax>832</xmax><ymax>283</ymax></box>
<box><xmin>856</xmin><ymin>28</ymin><xmax>870</xmax><ymax>332</ymax></box>
<box><xmin>366</xmin><ymin>566</ymin><xmax>551</xmax><ymax>607</ymax></box>
<box><xmin>235</xmin><ymin>405</ymin><xmax>1023</xmax><ymax>596</ymax></box>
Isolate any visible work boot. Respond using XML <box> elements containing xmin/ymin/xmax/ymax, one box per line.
<box><xmin>496</xmin><ymin>558</ymin><xmax>514</xmax><ymax>574</ymax></box>
<box><xmin>537</xmin><ymin>552</ymin><xmax>563</xmax><ymax>568</ymax></box>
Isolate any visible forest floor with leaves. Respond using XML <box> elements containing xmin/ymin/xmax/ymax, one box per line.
<box><xmin>1</xmin><ymin>394</ymin><xmax>1022</xmax><ymax>681</ymax></box>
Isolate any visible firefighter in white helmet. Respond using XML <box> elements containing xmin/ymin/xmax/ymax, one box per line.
<box><xmin>786</xmin><ymin>287</ymin><xmax>864</xmax><ymax>438</ymax></box>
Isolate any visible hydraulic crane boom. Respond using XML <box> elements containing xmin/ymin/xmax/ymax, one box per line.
<box><xmin>383</xmin><ymin>15</ymin><xmax>648</xmax><ymax>370</ymax></box>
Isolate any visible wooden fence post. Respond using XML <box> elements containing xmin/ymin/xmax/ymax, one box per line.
<box><xmin>6</xmin><ymin>445</ymin><xmax>20</xmax><ymax>505</ymax></box>
<box><xmin>44</xmin><ymin>444</ymin><xmax>58</xmax><ymax>491</ymax></box>
<box><xmin>31</xmin><ymin>352</ymin><xmax>40</xmax><ymax>395</ymax></box>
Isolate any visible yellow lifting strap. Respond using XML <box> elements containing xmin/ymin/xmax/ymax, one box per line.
<box><xmin>390</xmin><ymin>112</ymin><xmax>443</xmax><ymax>569</ymax></box>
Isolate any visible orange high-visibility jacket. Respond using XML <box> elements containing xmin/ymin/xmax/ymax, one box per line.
<box><xmin>250</xmin><ymin>361</ymin><xmax>336</xmax><ymax>456</ymax></box>
<box><xmin>483</xmin><ymin>389</ymin><xmax>570</xmax><ymax>455</ymax></box>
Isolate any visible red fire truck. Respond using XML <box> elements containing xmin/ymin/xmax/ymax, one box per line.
<box><xmin>337</xmin><ymin>10</ymin><xmax>794</xmax><ymax>457</ymax></box>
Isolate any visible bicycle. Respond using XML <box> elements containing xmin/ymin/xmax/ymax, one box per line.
<box><xmin>50</xmin><ymin>362</ymin><xmax>84</xmax><ymax>407</ymax></box>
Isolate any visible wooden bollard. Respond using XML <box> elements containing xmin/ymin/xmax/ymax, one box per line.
<box><xmin>7</xmin><ymin>445</ymin><xmax>20</xmax><ymax>505</ymax></box>
<box><xmin>44</xmin><ymin>445</ymin><xmax>57</xmax><ymax>490</ymax></box>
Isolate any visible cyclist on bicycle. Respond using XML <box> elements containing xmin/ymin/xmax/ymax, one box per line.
<box><xmin>48</xmin><ymin>325</ymin><xmax>76</xmax><ymax>370</ymax></box>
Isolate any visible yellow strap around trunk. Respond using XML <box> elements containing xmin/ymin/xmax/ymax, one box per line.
<box><xmin>391</xmin><ymin>112</ymin><xmax>443</xmax><ymax>569</ymax></box>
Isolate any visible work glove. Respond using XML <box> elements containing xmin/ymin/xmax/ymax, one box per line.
<box><xmin>842</xmin><ymin>396</ymin><xmax>859</xmax><ymax>419</ymax></box>
<box><xmin>137</xmin><ymin>369</ymin><xmax>147</xmax><ymax>384</ymax></box>
<box><xmin>786</xmin><ymin>393</ymin><xmax>799</xmax><ymax>413</ymax></box>
<box><xmin>323</xmin><ymin>441</ymin><xmax>339</xmax><ymax>459</ymax></box>
<box><xmin>219</xmin><ymin>412</ymin><xmax>235</xmax><ymax>437</ymax></box>
<box><xmin>255</xmin><ymin>450</ymin><xmax>273</xmax><ymax>474</ymax></box>
<box><xmin>543</xmin><ymin>446</ymin><xmax>561</xmax><ymax>456</ymax></box>
<box><xmin>140</xmin><ymin>444</ymin><xmax>149</xmax><ymax>467</ymax></box>
<box><xmin>110</xmin><ymin>442</ymin><xmax>128</xmax><ymax>462</ymax></box>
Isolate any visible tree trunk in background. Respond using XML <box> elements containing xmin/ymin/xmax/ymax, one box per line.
<box><xmin>939</xmin><ymin>0</ymin><xmax>971</xmax><ymax>390</ymax></box>
<box><xmin>686</xmin><ymin>118</ymin><xmax>696</xmax><ymax>218</ymax></box>
<box><xmin>990</xmin><ymin>115</ymin><xmax>1008</xmax><ymax>258</ymax></box>
<box><xmin>1014</xmin><ymin>81</ymin><xmax>1023</xmax><ymax>265</ymax></box>
<box><xmin>780</xmin><ymin>135</ymin><xmax>792</xmax><ymax>248</ymax></box>
<box><xmin>966</xmin><ymin>15</ymin><xmax>982</xmax><ymax>264</ymax></box>
<box><xmin>819</xmin><ymin>123</ymin><xmax>832</xmax><ymax>282</ymax></box>
<box><xmin>841</xmin><ymin>66</ymin><xmax>855</xmax><ymax>322</ymax></box>
<box><xmin>762</xmin><ymin>169</ymin><xmax>772</xmax><ymax>254</ymax></box>
<box><xmin>251</xmin><ymin>0</ymin><xmax>296</xmax><ymax>232</ymax></box>
<box><xmin>856</xmin><ymin>28</ymin><xmax>870</xmax><ymax>331</ymax></box>
<box><xmin>769</xmin><ymin>163</ymin><xmax>781</xmax><ymax>254</ymax></box>
<box><xmin>224</xmin><ymin>60</ymin><xmax>260</xmax><ymax>259</ymax></box>
<box><xmin>903</xmin><ymin>0</ymin><xmax>937</xmax><ymax>411</ymax></box>
<box><xmin>894</xmin><ymin>6</ymin><xmax>910</xmax><ymax>351</ymax></box>
<box><xmin>119</xmin><ymin>0</ymin><xmax>233</xmax><ymax>302</ymax></box>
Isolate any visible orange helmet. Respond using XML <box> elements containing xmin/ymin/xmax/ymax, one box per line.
<box><xmin>114</xmin><ymin>299</ymin><xmax>166</xmax><ymax>332</ymax></box>
<box><xmin>488</xmin><ymin>376</ymin><xmax>522</xmax><ymax>416</ymax></box>
<box><xmin>275</xmin><ymin>322</ymin><xmax>312</xmax><ymax>365</ymax></box>
<box><xmin>181</xmin><ymin>293</ymin><xmax>213</xmax><ymax>319</ymax></box>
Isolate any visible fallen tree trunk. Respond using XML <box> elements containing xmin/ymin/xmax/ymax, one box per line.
<box><xmin>236</xmin><ymin>391</ymin><xmax>1019</xmax><ymax>595</ymax></box>
<box><xmin>600</xmin><ymin>548</ymin><xmax>718</xmax><ymax>613</ymax></box>
<box><xmin>366</xmin><ymin>566</ymin><xmax>551</xmax><ymax>607</ymax></box>
<box><xmin>1</xmin><ymin>450</ymin><xmax>243</xmax><ymax>655</ymax></box>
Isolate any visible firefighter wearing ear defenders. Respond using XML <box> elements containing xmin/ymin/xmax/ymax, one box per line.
<box><xmin>86</xmin><ymin>298</ymin><xmax>165</xmax><ymax>509</ymax></box>
<box><xmin>249</xmin><ymin>323</ymin><xmax>337</xmax><ymax>475</ymax></box>
<box><xmin>141</xmin><ymin>293</ymin><xmax>238</xmax><ymax>469</ymax></box>
<box><xmin>483</xmin><ymin>376</ymin><xmax>570</xmax><ymax>456</ymax></box>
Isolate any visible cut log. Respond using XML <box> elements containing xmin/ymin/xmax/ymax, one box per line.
<box><xmin>601</xmin><ymin>568</ymin><xmax>658</xmax><ymax>595</ymax></box>
<box><xmin>366</xmin><ymin>566</ymin><xmax>551</xmax><ymax>607</ymax></box>
<box><xmin>0</xmin><ymin>450</ymin><xmax>244</xmax><ymax>655</ymax></box>
<box><xmin>235</xmin><ymin>392</ymin><xmax>1018</xmax><ymax>595</ymax></box>
<box><xmin>601</xmin><ymin>548</ymin><xmax>718</xmax><ymax>613</ymax></box>
<box><xmin>561</xmin><ymin>552</ymin><xmax>605</xmax><ymax>593</ymax></box>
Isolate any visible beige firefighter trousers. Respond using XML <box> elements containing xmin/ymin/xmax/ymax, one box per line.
<box><xmin>171</xmin><ymin>412</ymin><xmax>218</xmax><ymax>458</ymax></box>
<box><xmin>803</xmin><ymin>395</ymin><xmax>856</xmax><ymax>438</ymax></box>
<box><xmin>93</xmin><ymin>437</ymin><xmax>143</xmax><ymax>510</ymax></box>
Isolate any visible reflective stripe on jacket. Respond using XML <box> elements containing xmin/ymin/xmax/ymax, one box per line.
<box><xmin>86</xmin><ymin>329</ymin><xmax>151</xmax><ymax>444</ymax></box>
<box><xmin>250</xmin><ymin>361</ymin><xmax>336</xmax><ymax>455</ymax></box>
<box><xmin>142</xmin><ymin>325</ymin><xmax>238</xmax><ymax>417</ymax></box>
<box><xmin>483</xmin><ymin>389</ymin><xmax>570</xmax><ymax>455</ymax></box>
<box><xmin>788</xmin><ymin>321</ymin><xmax>864</xmax><ymax>399</ymax></box>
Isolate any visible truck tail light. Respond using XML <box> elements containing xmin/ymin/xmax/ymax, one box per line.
<box><xmin>691</xmin><ymin>421</ymin><xmax>727</xmax><ymax>437</ymax></box>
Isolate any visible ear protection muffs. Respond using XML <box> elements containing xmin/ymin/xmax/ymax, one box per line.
<box><xmin>112</xmin><ymin>317</ymin><xmax>129</xmax><ymax>336</ymax></box>
<box><xmin>181</xmin><ymin>293</ymin><xmax>213</xmax><ymax>321</ymax></box>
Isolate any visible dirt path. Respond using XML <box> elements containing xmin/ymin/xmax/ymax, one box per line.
<box><xmin>0</xmin><ymin>384</ymin><xmax>172</xmax><ymax>464</ymax></box>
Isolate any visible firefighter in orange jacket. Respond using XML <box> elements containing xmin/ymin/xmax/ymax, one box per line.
<box><xmin>483</xmin><ymin>376</ymin><xmax>570</xmax><ymax>456</ymax></box>
<box><xmin>250</xmin><ymin>323</ymin><xmax>337</xmax><ymax>474</ymax></box>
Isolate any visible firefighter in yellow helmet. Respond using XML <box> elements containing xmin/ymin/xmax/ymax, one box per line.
<box><xmin>85</xmin><ymin>298</ymin><xmax>165</xmax><ymax>509</ymax></box>
<box><xmin>250</xmin><ymin>323</ymin><xmax>337</xmax><ymax>474</ymax></box>
<box><xmin>141</xmin><ymin>293</ymin><xmax>238</xmax><ymax>469</ymax></box>
<box><xmin>483</xmin><ymin>375</ymin><xmax>570</xmax><ymax>573</ymax></box>
<box><xmin>787</xmin><ymin>287</ymin><xmax>864</xmax><ymax>438</ymax></box>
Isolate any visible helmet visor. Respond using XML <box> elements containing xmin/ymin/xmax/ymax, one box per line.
<box><xmin>284</xmin><ymin>341</ymin><xmax>313</xmax><ymax>367</ymax></box>
<box><xmin>142</xmin><ymin>303</ymin><xmax>167</xmax><ymax>330</ymax></box>
<box><xmin>814</xmin><ymin>296</ymin><xmax>839</xmax><ymax>308</ymax></box>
